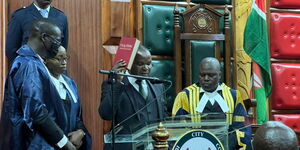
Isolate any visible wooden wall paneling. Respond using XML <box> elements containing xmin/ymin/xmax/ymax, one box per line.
<box><xmin>0</xmin><ymin>0</ymin><xmax>8</xmax><ymax>116</ymax></box>
<box><xmin>102</xmin><ymin>0</ymin><xmax>135</xmax><ymax>45</ymax></box>
<box><xmin>232</xmin><ymin>0</ymin><xmax>237</xmax><ymax>89</ymax></box>
<box><xmin>101</xmin><ymin>0</ymin><xmax>113</xmax><ymax>137</ymax></box>
<box><xmin>52</xmin><ymin>0</ymin><xmax>103</xmax><ymax>149</ymax></box>
<box><xmin>101</xmin><ymin>0</ymin><xmax>137</xmax><ymax>136</ymax></box>
<box><xmin>174</xmin><ymin>5</ymin><xmax>183</xmax><ymax>93</ymax></box>
<box><xmin>7</xmin><ymin>0</ymin><xmax>32</xmax><ymax>18</ymax></box>
<box><xmin>266</xmin><ymin>0</ymin><xmax>273</xmax><ymax>121</ymax></box>
<box><xmin>224</xmin><ymin>6</ymin><xmax>231</xmax><ymax>87</ymax></box>
<box><xmin>111</xmin><ymin>1</ymin><xmax>135</xmax><ymax>38</ymax></box>
<box><xmin>5</xmin><ymin>0</ymin><xmax>104</xmax><ymax>149</ymax></box>
<box><xmin>102</xmin><ymin>0</ymin><xmax>111</xmax><ymax>45</ymax></box>
<box><xmin>136</xmin><ymin>0</ymin><xmax>143</xmax><ymax>42</ymax></box>
<box><xmin>184</xmin><ymin>40</ymin><xmax>191</xmax><ymax>87</ymax></box>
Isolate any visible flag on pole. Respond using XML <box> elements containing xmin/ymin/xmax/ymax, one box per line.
<box><xmin>244</xmin><ymin>0</ymin><xmax>272</xmax><ymax>124</ymax></box>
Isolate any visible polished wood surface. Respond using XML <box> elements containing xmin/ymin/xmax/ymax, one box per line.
<box><xmin>110</xmin><ymin>1</ymin><xmax>135</xmax><ymax>38</ymax></box>
<box><xmin>180</xmin><ymin>33</ymin><xmax>225</xmax><ymax>40</ymax></box>
<box><xmin>174</xmin><ymin>5</ymin><xmax>182</xmax><ymax>93</ymax></box>
<box><xmin>224</xmin><ymin>6</ymin><xmax>231</xmax><ymax>87</ymax></box>
<box><xmin>5</xmin><ymin>0</ymin><xmax>104</xmax><ymax>149</ymax></box>
<box><xmin>55</xmin><ymin>1</ymin><xmax>104</xmax><ymax>149</ymax></box>
<box><xmin>0</xmin><ymin>0</ymin><xmax>8</xmax><ymax>116</ymax></box>
<box><xmin>234</xmin><ymin>0</ymin><xmax>252</xmax><ymax>102</ymax></box>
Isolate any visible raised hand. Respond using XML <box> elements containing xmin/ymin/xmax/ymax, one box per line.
<box><xmin>112</xmin><ymin>59</ymin><xmax>127</xmax><ymax>82</ymax></box>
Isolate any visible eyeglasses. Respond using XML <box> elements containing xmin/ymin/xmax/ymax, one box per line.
<box><xmin>44</xmin><ymin>33</ymin><xmax>61</xmax><ymax>45</ymax></box>
<box><xmin>52</xmin><ymin>56</ymin><xmax>70</xmax><ymax>63</ymax></box>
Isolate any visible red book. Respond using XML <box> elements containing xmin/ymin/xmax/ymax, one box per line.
<box><xmin>113</xmin><ymin>37</ymin><xmax>141</xmax><ymax>69</ymax></box>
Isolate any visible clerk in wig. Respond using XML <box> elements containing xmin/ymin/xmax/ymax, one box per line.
<box><xmin>45</xmin><ymin>46</ymin><xmax>92</xmax><ymax>150</ymax></box>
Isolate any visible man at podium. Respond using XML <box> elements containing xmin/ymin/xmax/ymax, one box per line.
<box><xmin>172</xmin><ymin>57</ymin><xmax>252</xmax><ymax>150</ymax></box>
<box><xmin>99</xmin><ymin>46</ymin><xmax>167</xmax><ymax>150</ymax></box>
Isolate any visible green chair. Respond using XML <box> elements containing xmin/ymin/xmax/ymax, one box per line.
<box><xmin>150</xmin><ymin>60</ymin><xmax>175</xmax><ymax>112</ymax></box>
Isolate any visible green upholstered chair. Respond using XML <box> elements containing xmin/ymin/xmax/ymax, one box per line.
<box><xmin>174</xmin><ymin>4</ymin><xmax>232</xmax><ymax>88</ymax></box>
<box><xmin>190</xmin><ymin>41</ymin><xmax>226</xmax><ymax>83</ymax></box>
<box><xmin>192</xmin><ymin>0</ymin><xmax>231</xmax><ymax>4</ymax></box>
<box><xmin>142</xmin><ymin>4</ymin><xmax>186</xmax><ymax>111</ymax></box>
<box><xmin>139</xmin><ymin>1</ymin><xmax>232</xmax><ymax>113</ymax></box>
<box><xmin>143</xmin><ymin>5</ymin><xmax>185</xmax><ymax>56</ymax></box>
<box><xmin>189</xmin><ymin>9</ymin><xmax>232</xmax><ymax>84</ymax></box>
<box><xmin>162</xmin><ymin>0</ymin><xmax>231</xmax><ymax>5</ymax></box>
<box><xmin>150</xmin><ymin>60</ymin><xmax>175</xmax><ymax>112</ymax></box>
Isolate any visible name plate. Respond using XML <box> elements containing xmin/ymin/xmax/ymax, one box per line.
<box><xmin>173</xmin><ymin>130</ymin><xmax>224</xmax><ymax>150</ymax></box>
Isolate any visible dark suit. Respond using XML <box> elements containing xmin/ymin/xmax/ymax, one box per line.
<box><xmin>99</xmin><ymin>77</ymin><xmax>167</xmax><ymax>150</ymax></box>
<box><xmin>6</xmin><ymin>3</ymin><xmax>68</xmax><ymax>62</ymax></box>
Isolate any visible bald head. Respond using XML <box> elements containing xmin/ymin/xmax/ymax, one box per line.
<box><xmin>199</xmin><ymin>57</ymin><xmax>221</xmax><ymax>92</ymax></box>
<box><xmin>253</xmin><ymin>121</ymin><xmax>298</xmax><ymax>150</ymax></box>
<box><xmin>200</xmin><ymin>57</ymin><xmax>221</xmax><ymax>71</ymax></box>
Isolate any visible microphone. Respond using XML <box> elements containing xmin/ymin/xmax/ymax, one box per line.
<box><xmin>99</xmin><ymin>70</ymin><xmax>172</xmax><ymax>84</ymax></box>
<box><xmin>114</xmin><ymin>79</ymin><xmax>173</xmax><ymax>129</ymax></box>
<box><xmin>148</xmin><ymin>78</ymin><xmax>172</xmax><ymax>84</ymax></box>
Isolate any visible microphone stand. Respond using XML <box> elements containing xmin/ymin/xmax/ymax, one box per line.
<box><xmin>106</xmin><ymin>70</ymin><xmax>117</xmax><ymax>150</ymax></box>
<box><xmin>99</xmin><ymin>70</ymin><xmax>171</xmax><ymax>150</ymax></box>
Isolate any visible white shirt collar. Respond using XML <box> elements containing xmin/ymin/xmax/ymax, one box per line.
<box><xmin>200</xmin><ymin>85</ymin><xmax>222</xmax><ymax>93</ymax></box>
<box><xmin>35</xmin><ymin>55</ymin><xmax>77</xmax><ymax>103</ymax></box>
<box><xmin>196</xmin><ymin>85</ymin><xmax>229</xmax><ymax>113</ymax></box>
<box><xmin>34</xmin><ymin>3</ymin><xmax>50</xmax><ymax>12</ymax></box>
<box><xmin>49</xmin><ymin>75</ymin><xmax>78</xmax><ymax>103</ymax></box>
<box><xmin>50</xmin><ymin>75</ymin><xmax>67</xmax><ymax>99</ymax></box>
<box><xmin>126</xmin><ymin>71</ymin><xmax>148</xmax><ymax>95</ymax></box>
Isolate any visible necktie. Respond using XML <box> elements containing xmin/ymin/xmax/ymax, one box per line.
<box><xmin>136</xmin><ymin>80</ymin><xmax>148</xmax><ymax>99</ymax></box>
<box><xmin>40</xmin><ymin>9</ymin><xmax>48</xmax><ymax>18</ymax></box>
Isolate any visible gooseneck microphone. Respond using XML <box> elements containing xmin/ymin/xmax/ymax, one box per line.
<box><xmin>99</xmin><ymin>70</ymin><xmax>172</xmax><ymax>84</ymax></box>
<box><xmin>99</xmin><ymin>69</ymin><xmax>172</xmax><ymax>149</ymax></box>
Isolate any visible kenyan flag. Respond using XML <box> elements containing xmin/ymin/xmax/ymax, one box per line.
<box><xmin>244</xmin><ymin>0</ymin><xmax>272</xmax><ymax>124</ymax></box>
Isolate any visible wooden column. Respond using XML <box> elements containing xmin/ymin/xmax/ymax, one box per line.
<box><xmin>234</xmin><ymin>0</ymin><xmax>252</xmax><ymax>100</ymax></box>
<box><xmin>0</xmin><ymin>0</ymin><xmax>8</xmax><ymax>116</ymax></box>
<box><xmin>224</xmin><ymin>6</ymin><xmax>231</xmax><ymax>87</ymax></box>
<box><xmin>174</xmin><ymin>4</ymin><xmax>182</xmax><ymax>93</ymax></box>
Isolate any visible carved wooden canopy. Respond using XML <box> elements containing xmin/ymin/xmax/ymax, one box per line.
<box><xmin>182</xmin><ymin>4</ymin><xmax>223</xmax><ymax>34</ymax></box>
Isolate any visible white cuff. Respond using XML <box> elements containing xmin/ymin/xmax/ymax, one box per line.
<box><xmin>56</xmin><ymin>135</ymin><xmax>68</xmax><ymax>148</ymax></box>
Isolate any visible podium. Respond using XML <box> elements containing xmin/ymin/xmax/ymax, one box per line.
<box><xmin>104</xmin><ymin>113</ymin><xmax>252</xmax><ymax>150</ymax></box>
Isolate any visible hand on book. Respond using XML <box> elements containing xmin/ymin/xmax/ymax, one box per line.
<box><xmin>112</xmin><ymin>59</ymin><xmax>127</xmax><ymax>82</ymax></box>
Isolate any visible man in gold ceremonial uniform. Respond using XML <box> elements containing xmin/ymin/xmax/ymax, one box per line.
<box><xmin>172</xmin><ymin>57</ymin><xmax>252</xmax><ymax>150</ymax></box>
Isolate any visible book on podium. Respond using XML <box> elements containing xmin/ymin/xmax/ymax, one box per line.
<box><xmin>113</xmin><ymin>37</ymin><xmax>141</xmax><ymax>70</ymax></box>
